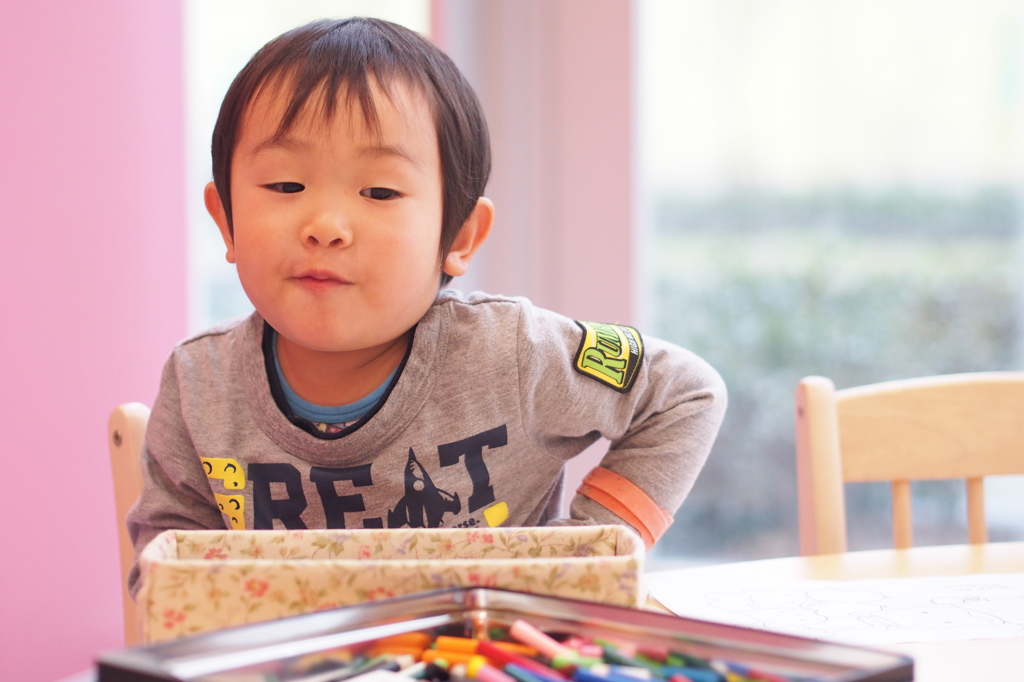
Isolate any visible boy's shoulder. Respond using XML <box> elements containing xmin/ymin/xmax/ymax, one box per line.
<box><xmin>172</xmin><ymin>311</ymin><xmax>260</xmax><ymax>355</ymax></box>
<box><xmin>428</xmin><ymin>289</ymin><xmax>588</xmax><ymax>356</ymax></box>
<box><xmin>431</xmin><ymin>289</ymin><xmax>560</xmax><ymax>318</ymax></box>
<box><xmin>430</xmin><ymin>289</ymin><xmax>567</xmax><ymax>330</ymax></box>
<box><xmin>433</xmin><ymin>289</ymin><xmax>522</xmax><ymax>309</ymax></box>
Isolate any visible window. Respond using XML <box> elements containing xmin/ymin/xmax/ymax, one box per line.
<box><xmin>640</xmin><ymin>0</ymin><xmax>1024</xmax><ymax>564</ymax></box>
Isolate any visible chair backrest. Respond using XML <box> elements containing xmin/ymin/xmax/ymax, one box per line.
<box><xmin>795</xmin><ymin>372</ymin><xmax>1024</xmax><ymax>556</ymax></box>
<box><xmin>108</xmin><ymin>402</ymin><xmax>150</xmax><ymax>646</ymax></box>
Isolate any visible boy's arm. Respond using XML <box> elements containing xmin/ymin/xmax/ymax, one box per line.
<box><xmin>517</xmin><ymin>306</ymin><xmax>727</xmax><ymax>549</ymax></box>
<box><xmin>125</xmin><ymin>356</ymin><xmax>226</xmax><ymax>598</ymax></box>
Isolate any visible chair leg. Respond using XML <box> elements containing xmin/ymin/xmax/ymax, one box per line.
<box><xmin>966</xmin><ymin>477</ymin><xmax>987</xmax><ymax>544</ymax></box>
<box><xmin>892</xmin><ymin>480</ymin><xmax>913</xmax><ymax>549</ymax></box>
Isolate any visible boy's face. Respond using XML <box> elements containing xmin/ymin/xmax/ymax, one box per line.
<box><xmin>210</xmin><ymin>79</ymin><xmax>448</xmax><ymax>355</ymax></box>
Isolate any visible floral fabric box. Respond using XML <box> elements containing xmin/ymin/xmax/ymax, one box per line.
<box><xmin>135</xmin><ymin>525</ymin><xmax>644</xmax><ymax>643</ymax></box>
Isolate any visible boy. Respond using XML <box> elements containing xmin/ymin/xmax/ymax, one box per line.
<box><xmin>127</xmin><ymin>17</ymin><xmax>726</xmax><ymax>596</ymax></box>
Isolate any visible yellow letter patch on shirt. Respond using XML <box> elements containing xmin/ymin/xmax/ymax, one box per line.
<box><xmin>201</xmin><ymin>457</ymin><xmax>246</xmax><ymax>490</ymax></box>
<box><xmin>573</xmin><ymin>321</ymin><xmax>644</xmax><ymax>392</ymax></box>
<box><xmin>214</xmin><ymin>493</ymin><xmax>246</xmax><ymax>530</ymax></box>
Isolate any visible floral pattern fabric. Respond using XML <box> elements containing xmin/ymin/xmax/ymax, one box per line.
<box><xmin>136</xmin><ymin>525</ymin><xmax>644</xmax><ymax>643</ymax></box>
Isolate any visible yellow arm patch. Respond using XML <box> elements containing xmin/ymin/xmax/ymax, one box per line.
<box><xmin>214</xmin><ymin>493</ymin><xmax>246</xmax><ymax>530</ymax></box>
<box><xmin>483</xmin><ymin>502</ymin><xmax>509</xmax><ymax>527</ymax></box>
<box><xmin>573</xmin><ymin>321</ymin><xmax>644</xmax><ymax>392</ymax></box>
<box><xmin>201</xmin><ymin>457</ymin><xmax>246</xmax><ymax>490</ymax></box>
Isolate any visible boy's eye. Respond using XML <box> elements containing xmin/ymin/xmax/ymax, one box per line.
<box><xmin>361</xmin><ymin>187</ymin><xmax>399</xmax><ymax>200</ymax></box>
<box><xmin>265</xmin><ymin>182</ymin><xmax>305</xmax><ymax>194</ymax></box>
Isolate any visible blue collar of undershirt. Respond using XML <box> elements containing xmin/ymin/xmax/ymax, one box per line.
<box><xmin>271</xmin><ymin>330</ymin><xmax>396</xmax><ymax>425</ymax></box>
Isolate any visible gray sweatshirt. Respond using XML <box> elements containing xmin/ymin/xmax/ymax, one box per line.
<box><xmin>126</xmin><ymin>291</ymin><xmax>726</xmax><ymax>596</ymax></box>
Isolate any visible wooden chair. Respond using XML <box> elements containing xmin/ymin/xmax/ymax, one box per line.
<box><xmin>795</xmin><ymin>372</ymin><xmax>1024</xmax><ymax>556</ymax></box>
<box><xmin>108</xmin><ymin>402</ymin><xmax>150</xmax><ymax>646</ymax></box>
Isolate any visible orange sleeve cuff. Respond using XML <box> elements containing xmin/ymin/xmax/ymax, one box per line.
<box><xmin>577</xmin><ymin>467</ymin><xmax>674</xmax><ymax>549</ymax></box>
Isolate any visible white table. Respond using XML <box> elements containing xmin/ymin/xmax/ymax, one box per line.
<box><xmin>646</xmin><ymin>542</ymin><xmax>1024</xmax><ymax>681</ymax></box>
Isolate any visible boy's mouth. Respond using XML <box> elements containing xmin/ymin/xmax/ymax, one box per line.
<box><xmin>293</xmin><ymin>269</ymin><xmax>352</xmax><ymax>288</ymax></box>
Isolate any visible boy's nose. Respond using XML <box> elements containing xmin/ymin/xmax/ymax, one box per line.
<box><xmin>301</xmin><ymin>212</ymin><xmax>352</xmax><ymax>248</ymax></box>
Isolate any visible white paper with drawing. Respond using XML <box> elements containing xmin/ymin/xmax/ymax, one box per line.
<box><xmin>646</xmin><ymin>572</ymin><xmax>1024</xmax><ymax>644</ymax></box>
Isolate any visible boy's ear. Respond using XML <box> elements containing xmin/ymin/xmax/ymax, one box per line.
<box><xmin>443</xmin><ymin>197</ymin><xmax>494</xmax><ymax>278</ymax></box>
<box><xmin>204</xmin><ymin>181</ymin><xmax>236</xmax><ymax>264</ymax></box>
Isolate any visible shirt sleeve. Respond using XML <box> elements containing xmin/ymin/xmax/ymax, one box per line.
<box><xmin>125</xmin><ymin>353</ymin><xmax>227</xmax><ymax>598</ymax></box>
<box><xmin>515</xmin><ymin>303</ymin><xmax>727</xmax><ymax>548</ymax></box>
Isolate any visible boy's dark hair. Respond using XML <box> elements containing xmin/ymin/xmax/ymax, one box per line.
<box><xmin>211</xmin><ymin>17</ymin><xmax>491</xmax><ymax>285</ymax></box>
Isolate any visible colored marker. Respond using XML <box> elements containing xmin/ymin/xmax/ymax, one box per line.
<box><xmin>708</xmin><ymin>661</ymin><xmax>750</xmax><ymax>682</ymax></box>
<box><xmin>421</xmin><ymin>662</ymin><xmax>453</xmax><ymax>682</ymax></box>
<box><xmin>434</xmin><ymin>635</ymin><xmax>538</xmax><ymax>658</ymax></box>
<box><xmin>588</xmin><ymin>665</ymin><xmax>651</xmax><ymax>680</ymax></box>
<box><xmin>423</xmin><ymin>651</ymin><xmax>489</xmax><ymax>667</ymax></box>
<box><xmin>572</xmin><ymin>666</ymin><xmax>658</xmax><ymax>682</ymax></box>
<box><xmin>665</xmin><ymin>653</ymin><xmax>709</xmax><ymax>669</ymax></box>
<box><xmin>635</xmin><ymin>647</ymin><xmax>669</xmax><ymax>663</ymax></box>
<box><xmin>467</xmin><ymin>658</ymin><xmax>518</xmax><ymax>682</ymax></box>
<box><xmin>477</xmin><ymin>641</ymin><xmax>570</xmax><ymax>682</ymax></box>
<box><xmin>450</xmin><ymin>663</ymin><xmax>470</xmax><ymax>682</ymax></box>
<box><xmin>504</xmin><ymin>663</ymin><xmax>551</xmax><ymax>682</ymax></box>
<box><xmin>369</xmin><ymin>645</ymin><xmax>429</xmax><ymax>658</ymax></box>
<box><xmin>596</xmin><ymin>644</ymin><xmax>660</xmax><ymax>674</ymax></box>
<box><xmin>552</xmin><ymin>653</ymin><xmax>603</xmax><ymax>672</ymax></box>
<box><xmin>509</xmin><ymin>620</ymin><xmax>575</xmax><ymax>661</ymax></box>
<box><xmin>668</xmin><ymin>674</ymin><xmax>696</xmax><ymax>682</ymax></box>
<box><xmin>593</xmin><ymin>638</ymin><xmax>637</xmax><ymax>658</ymax></box>
<box><xmin>660</xmin><ymin>669</ymin><xmax>724</xmax><ymax>682</ymax></box>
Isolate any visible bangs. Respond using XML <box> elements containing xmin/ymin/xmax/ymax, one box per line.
<box><xmin>255</xmin><ymin>20</ymin><xmax>435</xmax><ymax>143</ymax></box>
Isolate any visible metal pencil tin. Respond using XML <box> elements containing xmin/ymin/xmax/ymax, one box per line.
<box><xmin>97</xmin><ymin>587</ymin><xmax>912</xmax><ymax>682</ymax></box>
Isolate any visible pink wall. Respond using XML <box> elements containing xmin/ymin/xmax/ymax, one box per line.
<box><xmin>0</xmin><ymin>2</ymin><xmax>186</xmax><ymax>680</ymax></box>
